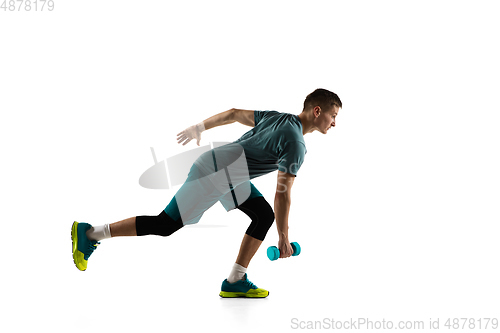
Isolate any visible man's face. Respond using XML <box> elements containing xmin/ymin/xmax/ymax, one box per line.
<box><xmin>315</xmin><ymin>105</ymin><xmax>339</xmax><ymax>134</ymax></box>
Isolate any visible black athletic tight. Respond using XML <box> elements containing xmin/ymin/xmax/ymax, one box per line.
<box><xmin>135</xmin><ymin>196</ymin><xmax>275</xmax><ymax>241</ymax></box>
<box><xmin>236</xmin><ymin>196</ymin><xmax>275</xmax><ymax>241</ymax></box>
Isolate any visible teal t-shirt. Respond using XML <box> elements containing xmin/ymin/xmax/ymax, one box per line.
<box><xmin>234</xmin><ymin>110</ymin><xmax>307</xmax><ymax>177</ymax></box>
<box><xmin>194</xmin><ymin>110</ymin><xmax>307</xmax><ymax>182</ymax></box>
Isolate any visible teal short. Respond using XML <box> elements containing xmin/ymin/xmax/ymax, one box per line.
<box><xmin>164</xmin><ymin>163</ymin><xmax>263</xmax><ymax>225</ymax></box>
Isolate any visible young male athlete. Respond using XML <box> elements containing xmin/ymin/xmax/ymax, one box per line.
<box><xmin>71</xmin><ymin>88</ymin><xmax>342</xmax><ymax>298</ymax></box>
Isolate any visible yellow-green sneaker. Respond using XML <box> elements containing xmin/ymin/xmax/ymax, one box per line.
<box><xmin>71</xmin><ymin>221</ymin><xmax>99</xmax><ymax>271</ymax></box>
<box><xmin>219</xmin><ymin>273</ymin><xmax>269</xmax><ymax>298</ymax></box>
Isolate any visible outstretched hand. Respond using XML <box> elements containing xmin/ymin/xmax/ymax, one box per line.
<box><xmin>176</xmin><ymin>122</ymin><xmax>205</xmax><ymax>146</ymax></box>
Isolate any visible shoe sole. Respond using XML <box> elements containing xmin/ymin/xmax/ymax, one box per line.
<box><xmin>71</xmin><ymin>221</ymin><xmax>86</xmax><ymax>271</ymax></box>
<box><xmin>219</xmin><ymin>291</ymin><xmax>269</xmax><ymax>298</ymax></box>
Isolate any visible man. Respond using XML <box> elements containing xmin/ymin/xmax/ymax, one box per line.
<box><xmin>71</xmin><ymin>88</ymin><xmax>342</xmax><ymax>298</ymax></box>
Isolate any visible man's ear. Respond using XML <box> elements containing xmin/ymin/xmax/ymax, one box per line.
<box><xmin>313</xmin><ymin>106</ymin><xmax>321</xmax><ymax>118</ymax></box>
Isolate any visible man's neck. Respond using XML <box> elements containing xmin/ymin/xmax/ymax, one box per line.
<box><xmin>297</xmin><ymin>112</ymin><xmax>313</xmax><ymax>135</ymax></box>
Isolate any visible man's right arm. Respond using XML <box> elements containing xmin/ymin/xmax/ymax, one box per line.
<box><xmin>203</xmin><ymin>108</ymin><xmax>255</xmax><ymax>129</ymax></box>
<box><xmin>177</xmin><ymin>108</ymin><xmax>254</xmax><ymax>146</ymax></box>
<box><xmin>232</xmin><ymin>109</ymin><xmax>255</xmax><ymax>127</ymax></box>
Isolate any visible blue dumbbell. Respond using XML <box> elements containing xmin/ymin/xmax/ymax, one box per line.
<box><xmin>267</xmin><ymin>242</ymin><xmax>301</xmax><ymax>261</ymax></box>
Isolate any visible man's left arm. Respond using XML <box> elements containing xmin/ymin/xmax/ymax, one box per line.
<box><xmin>275</xmin><ymin>170</ymin><xmax>296</xmax><ymax>258</ymax></box>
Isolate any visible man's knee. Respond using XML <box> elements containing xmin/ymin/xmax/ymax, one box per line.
<box><xmin>258</xmin><ymin>204</ymin><xmax>275</xmax><ymax>231</ymax></box>
<box><xmin>239</xmin><ymin>196</ymin><xmax>275</xmax><ymax>241</ymax></box>
<box><xmin>136</xmin><ymin>211</ymin><xmax>184</xmax><ymax>237</ymax></box>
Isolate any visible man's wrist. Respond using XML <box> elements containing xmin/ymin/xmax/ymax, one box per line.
<box><xmin>278</xmin><ymin>231</ymin><xmax>289</xmax><ymax>240</ymax></box>
<box><xmin>196</xmin><ymin>122</ymin><xmax>205</xmax><ymax>132</ymax></box>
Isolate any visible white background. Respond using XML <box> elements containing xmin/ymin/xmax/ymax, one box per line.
<box><xmin>1</xmin><ymin>1</ymin><xmax>499</xmax><ymax>332</ymax></box>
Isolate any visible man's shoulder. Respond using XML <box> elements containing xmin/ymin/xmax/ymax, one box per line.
<box><xmin>256</xmin><ymin>110</ymin><xmax>281</xmax><ymax>118</ymax></box>
<box><xmin>258</xmin><ymin>110</ymin><xmax>281</xmax><ymax>114</ymax></box>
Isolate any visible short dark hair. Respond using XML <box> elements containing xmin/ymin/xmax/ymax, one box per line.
<box><xmin>303</xmin><ymin>88</ymin><xmax>342</xmax><ymax>112</ymax></box>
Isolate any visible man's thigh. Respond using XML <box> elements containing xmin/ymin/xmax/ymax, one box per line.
<box><xmin>164</xmin><ymin>164</ymin><xmax>223</xmax><ymax>225</ymax></box>
<box><xmin>219</xmin><ymin>181</ymin><xmax>263</xmax><ymax>212</ymax></box>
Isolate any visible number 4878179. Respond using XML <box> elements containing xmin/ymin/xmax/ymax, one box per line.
<box><xmin>1</xmin><ymin>0</ymin><xmax>55</xmax><ymax>11</ymax></box>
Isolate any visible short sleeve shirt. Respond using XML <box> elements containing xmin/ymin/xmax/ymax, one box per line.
<box><xmin>194</xmin><ymin>110</ymin><xmax>307</xmax><ymax>181</ymax></box>
<box><xmin>237</xmin><ymin>111</ymin><xmax>307</xmax><ymax>177</ymax></box>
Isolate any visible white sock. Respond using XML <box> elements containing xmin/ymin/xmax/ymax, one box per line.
<box><xmin>227</xmin><ymin>263</ymin><xmax>247</xmax><ymax>283</ymax></box>
<box><xmin>86</xmin><ymin>224</ymin><xmax>111</xmax><ymax>241</ymax></box>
